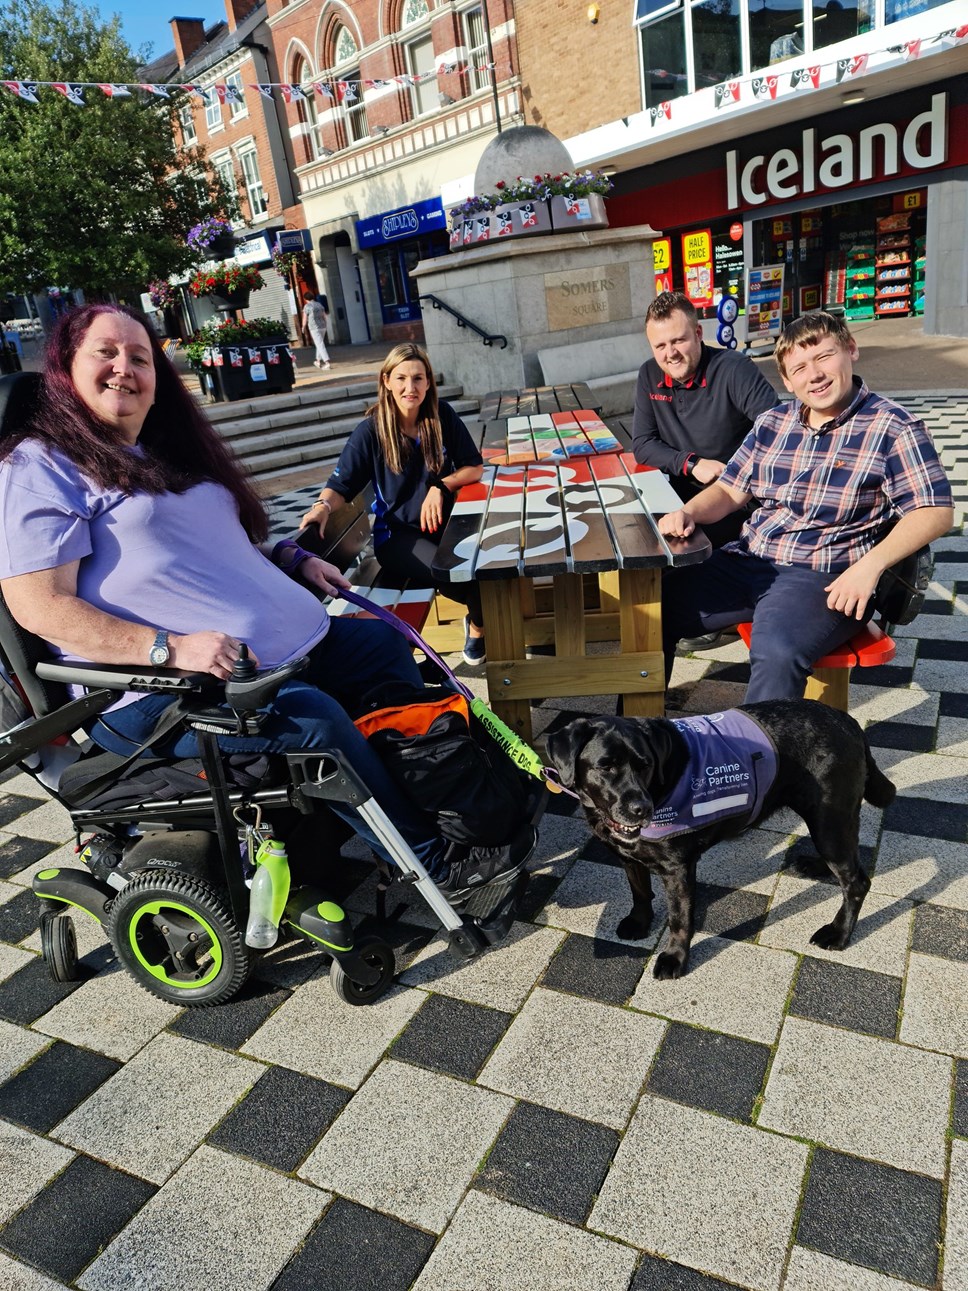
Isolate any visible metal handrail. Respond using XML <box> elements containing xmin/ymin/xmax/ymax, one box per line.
<box><xmin>418</xmin><ymin>295</ymin><xmax>508</xmax><ymax>349</ymax></box>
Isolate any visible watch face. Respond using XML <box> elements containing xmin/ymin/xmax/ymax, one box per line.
<box><xmin>149</xmin><ymin>646</ymin><xmax>169</xmax><ymax>666</ymax></box>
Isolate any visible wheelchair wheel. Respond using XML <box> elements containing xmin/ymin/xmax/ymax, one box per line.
<box><xmin>329</xmin><ymin>936</ymin><xmax>395</xmax><ymax>1006</ymax></box>
<box><xmin>106</xmin><ymin>871</ymin><xmax>249</xmax><ymax>1007</ymax></box>
<box><xmin>40</xmin><ymin>911</ymin><xmax>79</xmax><ymax>982</ymax></box>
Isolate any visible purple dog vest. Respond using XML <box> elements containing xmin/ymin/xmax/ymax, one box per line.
<box><xmin>642</xmin><ymin>710</ymin><xmax>778</xmax><ymax>839</ymax></box>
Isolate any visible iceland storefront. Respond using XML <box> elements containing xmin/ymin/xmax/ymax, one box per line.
<box><xmin>355</xmin><ymin>198</ymin><xmax>449</xmax><ymax>340</ymax></box>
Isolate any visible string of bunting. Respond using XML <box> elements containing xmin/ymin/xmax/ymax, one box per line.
<box><xmin>0</xmin><ymin>62</ymin><xmax>498</xmax><ymax>106</ymax></box>
<box><xmin>644</xmin><ymin>25</ymin><xmax>966</xmax><ymax>128</ymax></box>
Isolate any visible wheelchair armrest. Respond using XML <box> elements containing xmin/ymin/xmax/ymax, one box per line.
<box><xmin>0</xmin><ymin>688</ymin><xmax>115</xmax><ymax>774</ymax></box>
<box><xmin>35</xmin><ymin>659</ymin><xmax>218</xmax><ymax>695</ymax></box>
<box><xmin>223</xmin><ymin>655</ymin><xmax>309</xmax><ymax>714</ymax></box>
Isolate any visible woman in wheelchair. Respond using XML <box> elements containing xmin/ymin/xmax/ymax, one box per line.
<box><xmin>0</xmin><ymin>304</ymin><xmax>533</xmax><ymax>901</ymax></box>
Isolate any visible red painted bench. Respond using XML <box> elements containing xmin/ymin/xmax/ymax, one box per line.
<box><xmin>735</xmin><ymin>621</ymin><xmax>896</xmax><ymax>711</ymax></box>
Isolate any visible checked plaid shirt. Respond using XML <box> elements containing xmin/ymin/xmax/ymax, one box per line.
<box><xmin>719</xmin><ymin>378</ymin><xmax>952</xmax><ymax>573</ymax></box>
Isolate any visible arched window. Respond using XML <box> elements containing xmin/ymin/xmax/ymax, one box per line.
<box><xmin>292</xmin><ymin>55</ymin><xmax>322</xmax><ymax>160</ymax></box>
<box><xmin>401</xmin><ymin>0</ymin><xmax>430</xmax><ymax>24</ymax></box>
<box><xmin>332</xmin><ymin>25</ymin><xmax>367</xmax><ymax>143</ymax></box>
<box><xmin>335</xmin><ymin>26</ymin><xmax>358</xmax><ymax>64</ymax></box>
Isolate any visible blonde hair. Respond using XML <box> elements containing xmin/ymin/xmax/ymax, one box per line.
<box><xmin>774</xmin><ymin>312</ymin><xmax>854</xmax><ymax>376</ymax></box>
<box><xmin>369</xmin><ymin>343</ymin><xmax>443</xmax><ymax>476</ymax></box>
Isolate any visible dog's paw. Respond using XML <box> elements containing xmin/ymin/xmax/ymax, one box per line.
<box><xmin>616</xmin><ymin>914</ymin><xmax>650</xmax><ymax>941</ymax></box>
<box><xmin>809</xmin><ymin>922</ymin><xmax>849</xmax><ymax>950</ymax></box>
<box><xmin>653</xmin><ymin>951</ymin><xmax>687</xmax><ymax>980</ymax></box>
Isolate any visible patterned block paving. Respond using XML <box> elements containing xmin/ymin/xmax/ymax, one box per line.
<box><xmin>0</xmin><ymin>391</ymin><xmax>964</xmax><ymax>1289</ymax></box>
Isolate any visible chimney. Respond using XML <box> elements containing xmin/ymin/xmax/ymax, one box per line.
<box><xmin>225</xmin><ymin>0</ymin><xmax>257</xmax><ymax>31</ymax></box>
<box><xmin>170</xmin><ymin>17</ymin><xmax>206</xmax><ymax>68</ymax></box>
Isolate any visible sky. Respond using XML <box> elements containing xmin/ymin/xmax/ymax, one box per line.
<box><xmin>112</xmin><ymin>2</ymin><xmax>228</xmax><ymax>63</ymax></box>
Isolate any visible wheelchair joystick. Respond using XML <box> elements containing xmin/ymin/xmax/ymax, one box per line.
<box><xmin>230</xmin><ymin>645</ymin><xmax>257</xmax><ymax>684</ymax></box>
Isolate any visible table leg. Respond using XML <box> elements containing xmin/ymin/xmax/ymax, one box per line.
<box><xmin>481</xmin><ymin>579</ymin><xmax>533</xmax><ymax>743</ymax></box>
<box><xmin>553</xmin><ymin>573</ymin><xmax>586</xmax><ymax>657</ymax></box>
<box><xmin>619</xmin><ymin>568</ymin><xmax>664</xmax><ymax>718</ymax></box>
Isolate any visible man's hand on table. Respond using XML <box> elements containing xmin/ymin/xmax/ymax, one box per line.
<box><xmin>659</xmin><ymin>508</ymin><xmax>697</xmax><ymax>539</ymax></box>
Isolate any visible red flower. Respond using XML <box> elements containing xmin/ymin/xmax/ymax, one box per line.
<box><xmin>496</xmin><ymin>180</ymin><xmax>505</xmax><ymax>189</ymax></box>
<box><xmin>534</xmin><ymin>174</ymin><xmax>542</xmax><ymax>181</ymax></box>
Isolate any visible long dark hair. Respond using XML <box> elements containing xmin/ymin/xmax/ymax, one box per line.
<box><xmin>1</xmin><ymin>303</ymin><xmax>267</xmax><ymax>541</ymax></box>
<box><xmin>368</xmin><ymin>342</ymin><xmax>443</xmax><ymax>477</ymax></box>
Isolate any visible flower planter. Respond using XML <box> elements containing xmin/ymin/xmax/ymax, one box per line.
<box><xmin>204</xmin><ymin>340</ymin><xmax>294</xmax><ymax>402</ymax></box>
<box><xmin>493</xmin><ymin>200</ymin><xmax>552</xmax><ymax>240</ymax></box>
<box><xmin>209</xmin><ymin>287</ymin><xmax>251</xmax><ymax>313</ymax></box>
<box><xmin>207</xmin><ymin>232</ymin><xmax>237</xmax><ymax>260</ymax></box>
<box><xmin>549</xmin><ymin>193</ymin><xmax>609</xmax><ymax>232</ymax></box>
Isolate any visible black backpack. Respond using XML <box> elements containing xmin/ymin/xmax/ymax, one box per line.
<box><xmin>874</xmin><ymin>545</ymin><xmax>933</xmax><ymax>630</ymax></box>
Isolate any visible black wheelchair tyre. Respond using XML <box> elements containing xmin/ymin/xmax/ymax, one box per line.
<box><xmin>40</xmin><ymin>911</ymin><xmax>79</xmax><ymax>982</ymax></box>
<box><xmin>329</xmin><ymin>936</ymin><xmax>395</xmax><ymax>1006</ymax></box>
<box><xmin>106</xmin><ymin>870</ymin><xmax>250</xmax><ymax>1007</ymax></box>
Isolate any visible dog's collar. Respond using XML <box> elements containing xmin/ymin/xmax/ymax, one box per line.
<box><xmin>543</xmin><ymin>767</ymin><xmax>582</xmax><ymax>802</ymax></box>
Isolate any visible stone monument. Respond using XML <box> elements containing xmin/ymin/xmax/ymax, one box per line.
<box><xmin>411</xmin><ymin>125</ymin><xmax>659</xmax><ymax>414</ymax></box>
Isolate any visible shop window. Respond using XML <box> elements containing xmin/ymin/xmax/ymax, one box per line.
<box><xmin>225</xmin><ymin>71</ymin><xmax>246</xmax><ymax>120</ymax></box>
<box><xmin>749</xmin><ymin>0</ymin><xmax>806</xmax><ymax>69</ymax></box>
<box><xmin>691</xmin><ymin>0</ymin><xmax>741</xmax><ymax>90</ymax></box>
<box><xmin>204</xmin><ymin>88</ymin><xmax>222</xmax><ymax>133</ymax></box>
<box><xmin>886</xmin><ymin>0</ymin><xmax>948</xmax><ymax>19</ymax></box>
<box><xmin>811</xmin><ymin>0</ymin><xmax>871</xmax><ymax>52</ymax></box>
<box><xmin>462</xmin><ymin>6</ymin><xmax>490</xmax><ymax>94</ymax></box>
<box><xmin>237</xmin><ymin>147</ymin><xmax>268</xmax><ymax>218</ymax></box>
<box><xmin>408</xmin><ymin>34</ymin><xmax>437</xmax><ymax>116</ymax></box>
<box><xmin>179</xmin><ymin>103</ymin><xmax>197</xmax><ymax>145</ymax></box>
<box><xmin>640</xmin><ymin>7</ymin><xmax>688</xmax><ymax>107</ymax></box>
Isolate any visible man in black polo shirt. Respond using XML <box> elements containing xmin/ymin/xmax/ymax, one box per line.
<box><xmin>632</xmin><ymin>291</ymin><xmax>778</xmax><ymax>548</ymax></box>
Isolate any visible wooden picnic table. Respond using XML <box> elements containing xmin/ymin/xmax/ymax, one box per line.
<box><xmin>431</xmin><ymin>440</ymin><xmax>711</xmax><ymax>742</ymax></box>
<box><xmin>477</xmin><ymin>382</ymin><xmax>602</xmax><ymax>421</ymax></box>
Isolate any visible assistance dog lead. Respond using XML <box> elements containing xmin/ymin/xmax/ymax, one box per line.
<box><xmin>545</xmin><ymin>700</ymin><xmax>895</xmax><ymax>980</ymax></box>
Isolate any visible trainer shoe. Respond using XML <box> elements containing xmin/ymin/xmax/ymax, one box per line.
<box><xmin>440</xmin><ymin>824</ymin><xmax>537</xmax><ymax>900</ymax></box>
<box><xmin>462</xmin><ymin>616</ymin><xmax>486</xmax><ymax>667</ymax></box>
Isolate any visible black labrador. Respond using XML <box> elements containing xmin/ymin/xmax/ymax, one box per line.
<box><xmin>545</xmin><ymin>700</ymin><xmax>895</xmax><ymax>980</ymax></box>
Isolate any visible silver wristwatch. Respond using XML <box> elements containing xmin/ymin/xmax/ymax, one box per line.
<box><xmin>149</xmin><ymin>630</ymin><xmax>170</xmax><ymax>667</ymax></box>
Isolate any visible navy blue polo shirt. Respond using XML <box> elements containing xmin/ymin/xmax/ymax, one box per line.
<box><xmin>325</xmin><ymin>400</ymin><xmax>482</xmax><ymax>548</ymax></box>
<box><xmin>631</xmin><ymin>344</ymin><xmax>778</xmax><ymax>478</ymax></box>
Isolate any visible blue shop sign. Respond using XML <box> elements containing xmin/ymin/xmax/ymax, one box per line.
<box><xmin>275</xmin><ymin>228</ymin><xmax>311</xmax><ymax>253</ymax></box>
<box><xmin>356</xmin><ymin>198</ymin><xmax>446</xmax><ymax>248</ymax></box>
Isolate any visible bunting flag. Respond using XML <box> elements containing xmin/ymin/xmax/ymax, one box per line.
<box><xmin>214</xmin><ymin>84</ymin><xmax>227</xmax><ymax>103</ymax></box>
<box><xmin>138</xmin><ymin>82</ymin><xmax>170</xmax><ymax>97</ymax></box>
<box><xmin>51</xmin><ymin>82</ymin><xmax>84</xmax><ymax>104</ymax></box>
<box><xmin>649</xmin><ymin>101</ymin><xmax>672</xmax><ymax>126</ymax></box>
<box><xmin>714</xmin><ymin>80</ymin><xmax>741</xmax><ymax>108</ymax></box>
<box><xmin>223</xmin><ymin>84</ymin><xmax>244</xmax><ymax>104</ymax></box>
<box><xmin>2</xmin><ymin>80</ymin><xmax>39</xmax><ymax>102</ymax></box>
<box><xmin>98</xmin><ymin>83</ymin><xmax>131</xmax><ymax>97</ymax></box>
<box><xmin>313</xmin><ymin>82</ymin><xmax>334</xmax><ymax>99</ymax></box>
<box><xmin>183</xmin><ymin>84</ymin><xmax>207</xmax><ymax>99</ymax></box>
<box><xmin>255</xmin><ymin>83</ymin><xmax>274</xmax><ymax>98</ymax></box>
<box><xmin>752</xmin><ymin>74</ymin><xmax>778</xmax><ymax>100</ymax></box>
<box><xmin>279</xmin><ymin>84</ymin><xmax>306</xmax><ymax>103</ymax></box>
<box><xmin>906</xmin><ymin>38</ymin><xmax>922</xmax><ymax>58</ymax></box>
<box><xmin>835</xmin><ymin>54</ymin><xmax>869</xmax><ymax>81</ymax></box>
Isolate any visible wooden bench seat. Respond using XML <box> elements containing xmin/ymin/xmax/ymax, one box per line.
<box><xmin>735</xmin><ymin>621</ymin><xmax>896</xmax><ymax>711</ymax></box>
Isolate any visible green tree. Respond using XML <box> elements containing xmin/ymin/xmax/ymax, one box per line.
<box><xmin>0</xmin><ymin>0</ymin><xmax>237</xmax><ymax>297</ymax></box>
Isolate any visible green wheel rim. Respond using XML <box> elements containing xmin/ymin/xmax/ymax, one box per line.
<box><xmin>126</xmin><ymin>898</ymin><xmax>224</xmax><ymax>989</ymax></box>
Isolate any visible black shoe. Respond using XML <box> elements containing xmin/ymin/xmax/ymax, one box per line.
<box><xmin>439</xmin><ymin>825</ymin><xmax>537</xmax><ymax>900</ymax></box>
<box><xmin>676</xmin><ymin>631</ymin><xmax>727</xmax><ymax>654</ymax></box>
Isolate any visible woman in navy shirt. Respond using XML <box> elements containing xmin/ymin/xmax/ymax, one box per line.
<box><xmin>300</xmin><ymin>343</ymin><xmax>487</xmax><ymax>664</ymax></box>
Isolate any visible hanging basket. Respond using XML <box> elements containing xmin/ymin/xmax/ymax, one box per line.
<box><xmin>207</xmin><ymin>232</ymin><xmax>237</xmax><ymax>260</ymax></box>
<box><xmin>209</xmin><ymin>287</ymin><xmax>251</xmax><ymax>312</ymax></box>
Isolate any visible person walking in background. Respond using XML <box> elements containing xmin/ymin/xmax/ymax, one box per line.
<box><xmin>299</xmin><ymin>342</ymin><xmax>488</xmax><ymax>667</ymax></box>
<box><xmin>301</xmin><ymin>291</ymin><xmax>331</xmax><ymax>370</ymax></box>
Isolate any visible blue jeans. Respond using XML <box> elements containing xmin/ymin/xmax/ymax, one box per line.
<box><xmin>662</xmin><ymin>547</ymin><xmax>871</xmax><ymax>702</ymax></box>
<box><xmin>91</xmin><ymin>617</ymin><xmax>449</xmax><ymax>877</ymax></box>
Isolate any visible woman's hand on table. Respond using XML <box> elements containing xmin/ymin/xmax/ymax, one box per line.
<box><xmin>301</xmin><ymin>556</ymin><xmax>351</xmax><ymax>597</ymax></box>
<box><xmin>169</xmin><ymin>631</ymin><xmax>260</xmax><ymax>680</ymax></box>
<box><xmin>659</xmin><ymin>509</ymin><xmax>697</xmax><ymax>539</ymax></box>
<box><xmin>420</xmin><ymin>486</ymin><xmax>447</xmax><ymax>533</ymax></box>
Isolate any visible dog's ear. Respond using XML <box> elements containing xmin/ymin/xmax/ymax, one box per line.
<box><xmin>545</xmin><ymin>718</ymin><xmax>596</xmax><ymax>788</ymax></box>
<box><xmin>617</xmin><ymin>717</ymin><xmax>684</xmax><ymax>798</ymax></box>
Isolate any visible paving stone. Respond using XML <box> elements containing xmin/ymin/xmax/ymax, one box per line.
<box><xmin>76</xmin><ymin>1146</ymin><xmax>326</xmax><ymax>1291</ymax></box>
<box><xmin>759</xmin><ymin>877</ymin><xmax>913</xmax><ymax>977</ymax></box>
<box><xmin>243</xmin><ymin>970</ymin><xmax>424</xmax><ymax>1089</ymax></box>
<box><xmin>533</xmin><ymin>858</ymin><xmax>663</xmax><ymax>947</ymax></box>
<box><xmin>54</xmin><ymin>1032</ymin><xmax>264</xmax><ymax>1185</ymax></box>
<box><xmin>480</xmin><ymin>987</ymin><xmax>664</xmax><ymax>1130</ymax></box>
<box><xmin>0</xmin><ymin>887</ymin><xmax>41</xmax><ymax>944</ymax></box>
<box><xmin>881</xmin><ymin>794</ymin><xmax>968</xmax><ymax>842</ymax></box>
<box><xmin>631</xmin><ymin>934</ymin><xmax>796</xmax><ymax>1045</ymax></box>
<box><xmin>168</xmin><ymin>979</ymin><xmax>291</xmax><ymax>1050</ymax></box>
<box><xmin>876</xmin><ymin>750</ymin><xmax>968</xmax><ymax>804</ymax></box>
<box><xmin>390</xmin><ymin>994</ymin><xmax>513</xmax><ymax>1079</ymax></box>
<box><xmin>630</xmin><ymin>1254</ymin><xmax>741</xmax><ymax>1290</ymax></box>
<box><xmin>0</xmin><ymin>1155</ymin><xmax>156</xmax><ymax>1284</ymax></box>
<box><xmin>539</xmin><ymin>931</ymin><xmax>645</xmax><ymax>1004</ymax></box>
<box><xmin>0</xmin><ymin>795</ymin><xmax>43</xmax><ymax>829</ymax></box>
<box><xmin>783</xmin><ymin>1246</ymin><xmax>929</xmax><ymax>1290</ymax></box>
<box><xmin>0</xmin><ymin>1018</ymin><xmax>50</xmax><ymax>1084</ymax></box>
<box><xmin>899</xmin><ymin>951</ymin><xmax>968</xmax><ymax>1057</ymax></box>
<box><xmin>941</xmin><ymin>691</ymin><xmax>968</xmax><ymax>720</ymax></box>
<box><xmin>910</xmin><ymin>902</ymin><xmax>968</xmax><ymax>961</ymax></box>
<box><xmin>0</xmin><ymin>941</ymin><xmax>36</xmax><ymax>986</ymax></box>
<box><xmin>697</xmin><ymin>829</ymin><xmax>788</xmax><ymax>896</ymax></box>
<box><xmin>948</xmin><ymin>1140</ymin><xmax>968</xmax><ymax>1291</ymax></box>
<box><xmin>796</xmin><ymin>1148</ymin><xmax>942</xmax><ymax>1287</ymax></box>
<box><xmin>0</xmin><ymin>1123</ymin><xmax>73</xmax><ymax>1225</ymax></box>
<box><xmin>411</xmin><ymin>1190</ymin><xmax>638</xmax><ymax>1291</ymax></box>
<box><xmin>864</xmin><ymin>721</ymin><xmax>936</xmax><ymax>752</ymax></box>
<box><xmin>590</xmin><ymin>1094</ymin><xmax>808</xmax><ymax>1291</ymax></box>
<box><xmin>475</xmin><ymin>1100</ymin><xmax>618</xmax><ymax>1224</ymax></box>
<box><xmin>870</xmin><ymin>831</ymin><xmax>968</xmax><ymax>909</ymax></box>
<box><xmin>0</xmin><ymin>1040</ymin><xmax>120</xmax><ymax>1133</ymax></box>
<box><xmin>6</xmin><ymin>800</ymin><xmax>72</xmax><ymax>844</ymax></box>
<box><xmin>0</xmin><ymin>836</ymin><xmax>54</xmax><ymax>880</ymax></box>
<box><xmin>913</xmin><ymin>657</ymin><xmax>968</xmax><ymax>695</ymax></box>
<box><xmin>789</xmin><ymin>957</ymin><xmax>901</xmax><ymax>1039</ymax></box>
<box><xmin>400</xmin><ymin>921</ymin><xmax>563</xmax><ymax>1012</ymax></box>
<box><xmin>646</xmin><ymin>1022</ymin><xmax>770</xmax><ymax>1122</ymax></box>
<box><xmin>758</xmin><ymin>1017</ymin><xmax>950</xmax><ymax>1177</ymax></box>
<box><xmin>851</xmin><ymin>684</ymin><xmax>939</xmax><ymax>729</ymax></box>
<box><xmin>301</xmin><ymin>1059</ymin><xmax>512</xmax><ymax>1233</ymax></box>
<box><xmin>273</xmin><ymin>1198</ymin><xmax>435</xmax><ymax>1291</ymax></box>
<box><xmin>693</xmin><ymin>882</ymin><xmax>769</xmax><ymax>941</ymax></box>
<box><xmin>917</xmin><ymin>638</ymin><xmax>968</xmax><ymax>660</ymax></box>
<box><xmin>0</xmin><ymin>1251</ymin><xmax>70</xmax><ymax>1290</ymax></box>
<box><xmin>208</xmin><ymin>1065</ymin><xmax>350</xmax><ymax>1172</ymax></box>
<box><xmin>956</xmin><ymin>1059</ymin><xmax>968</xmax><ymax>1138</ymax></box>
<box><xmin>33</xmin><ymin>964</ymin><xmax>180</xmax><ymax>1061</ymax></box>
<box><xmin>0</xmin><ymin>955</ymin><xmax>87</xmax><ymax>1024</ymax></box>
<box><xmin>937</xmin><ymin>715</ymin><xmax>968</xmax><ymax>757</ymax></box>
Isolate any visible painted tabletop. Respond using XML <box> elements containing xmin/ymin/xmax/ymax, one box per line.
<box><xmin>477</xmin><ymin>382</ymin><xmax>601</xmax><ymax>420</ymax></box>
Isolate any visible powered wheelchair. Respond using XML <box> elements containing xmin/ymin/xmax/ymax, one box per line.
<box><xmin>0</xmin><ymin>372</ymin><xmax>536</xmax><ymax>1008</ymax></box>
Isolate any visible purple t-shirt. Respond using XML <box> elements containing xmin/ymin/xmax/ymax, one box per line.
<box><xmin>0</xmin><ymin>440</ymin><xmax>329</xmax><ymax>706</ymax></box>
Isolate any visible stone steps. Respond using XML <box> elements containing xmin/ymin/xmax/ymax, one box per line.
<box><xmin>204</xmin><ymin>379</ymin><xmax>481</xmax><ymax>481</ymax></box>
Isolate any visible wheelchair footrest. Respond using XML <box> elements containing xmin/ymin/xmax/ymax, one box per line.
<box><xmin>283</xmin><ymin>890</ymin><xmax>353</xmax><ymax>952</ymax></box>
<box><xmin>32</xmin><ymin>867</ymin><xmax>113</xmax><ymax>926</ymax></box>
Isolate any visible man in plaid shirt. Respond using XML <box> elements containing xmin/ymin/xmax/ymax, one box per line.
<box><xmin>659</xmin><ymin>313</ymin><xmax>953</xmax><ymax>702</ymax></box>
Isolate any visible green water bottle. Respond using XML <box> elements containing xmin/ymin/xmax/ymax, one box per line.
<box><xmin>244</xmin><ymin>837</ymin><xmax>291</xmax><ymax>949</ymax></box>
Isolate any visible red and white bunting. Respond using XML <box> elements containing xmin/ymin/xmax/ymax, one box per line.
<box><xmin>51</xmin><ymin>82</ymin><xmax>84</xmax><ymax>105</ymax></box>
<box><xmin>98</xmin><ymin>83</ymin><xmax>131</xmax><ymax>97</ymax></box>
<box><xmin>2</xmin><ymin>80</ymin><xmax>39</xmax><ymax>102</ymax></box>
